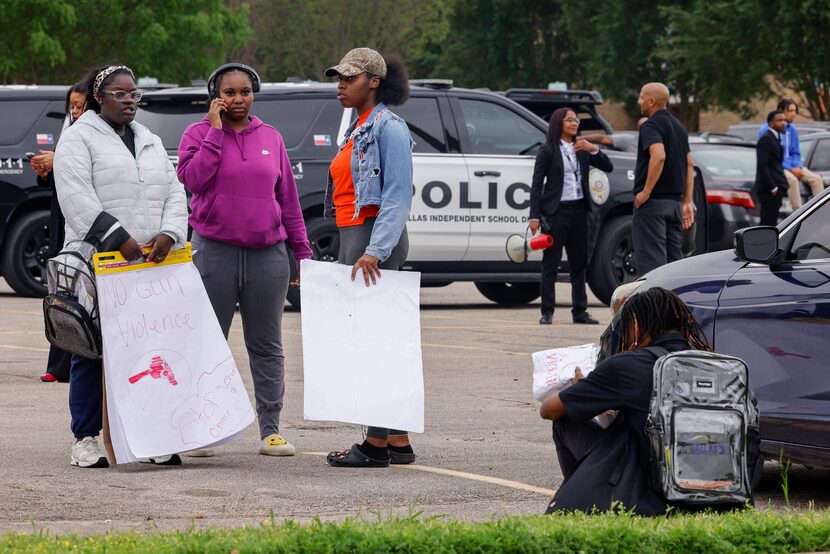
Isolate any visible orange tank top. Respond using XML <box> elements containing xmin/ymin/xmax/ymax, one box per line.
<box><xmin>330</xmin><ymin>110</ymin><xmax>380</xmax><ymax>227</ymax></box>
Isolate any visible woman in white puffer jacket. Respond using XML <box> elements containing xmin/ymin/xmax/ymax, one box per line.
<box><xmin>53</xmin><ymin>64</ymin><xmax>188</xmax><ymax>469</ymax></box>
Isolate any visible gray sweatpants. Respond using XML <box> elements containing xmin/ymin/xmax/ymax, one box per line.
<box><xmin>191</xmin><ymin>230</ymin><xmax>291</xmax><ymax>439</ymax></box>
<box><xmin>338</xmin><ymin>217</ymin><xmax>409</xmax><ymax>440</ymax></box>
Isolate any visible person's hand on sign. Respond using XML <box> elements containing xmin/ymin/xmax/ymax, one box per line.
<box><xmin>571</xmin><ymin>367</ymin><xmax>585</xmax><ymax>385</ymax></box>
<box><xmin>290</xmin><ymin>266</ymin><xmax>301</xmax><ymax>288</ymax></box>
<box><xmin>119</xmin><ymin>237</ymin><xmax>144</xmax><ymax>261</ymax></box>
<box><xmin>145</xmin><ymin>233</ymin><xmax>174</xmax><ymax>263</ymax></box>
<box><xmin>352</xmin><ymin>254</ymin><xmax>381</xmax><ymax>286</ymax></box>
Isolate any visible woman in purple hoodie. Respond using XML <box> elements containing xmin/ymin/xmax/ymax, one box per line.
<box><xmin>177</xmin><ymin>63</ymin><xmax>312</xmax><ymax>457</ymax></box>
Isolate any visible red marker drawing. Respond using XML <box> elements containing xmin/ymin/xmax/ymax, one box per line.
<box><xmin>128</xmin><ymin>355</ymin><xmax>178</xmax><ymax>386</ymax></box>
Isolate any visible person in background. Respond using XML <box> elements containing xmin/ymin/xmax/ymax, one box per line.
<box><xmin>582</xmin><ymin>117</ymin><xmax>647</xmax><ymax>153</ymax></box>
<box><xmin>631</xmin><ymin>83</ymin><xmax>695</xmax><ymax>276</ymax></box>
<box><xmin>757</xmin><ymin>99</ymin><xmax>824</xmax><ymax>210</ymax></box>
<box><xmin>177</xmin><ymin>63</ymin><xmax>312</xmax><ymax>458</ymax></box>
<box><xmin>33</xmin><ymin>80</ymin><xmax>88</xmax><ymax>383</ymax></box>
<box><xmin>539</xmin><ymin>287</ymin><xmax>712</xmax><ymax>514</ymax></box>
<box><xmin>322</xmin><ymin>48</ymin><xmax>417</xmax><ymax>468</ymax></box>
<box><xmin>529</xmin><ymin>108</ymin><xmax>613</xmax><ymax>326</ymax></box>
<box><xmin>55</xmin><ymin>64</ymin><xmax>188</xmax><ymax>468</ymax></box>
<box><xmin>755</xmin><ymin>110</ymin><xmax>788</xmax><ymax>226</ymax></box>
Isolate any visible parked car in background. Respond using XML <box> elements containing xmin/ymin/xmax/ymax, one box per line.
<box><xmin>501</xmin><ymin>88</ymin><xmax>613</xmax><ymax>134</ymax></box>
<box><xmin>0</xmin><ymin>86</ymin><xmax>66</xmax><ymax>297</ymax></box>
<box><xmin>727</xmin><ymin>121</ymin><xmax>830</xmax><ymax>144</ymax></box>
<box><xmin>797</xmin><ymin>131</ymin><xmax>830</xmax><ymax>187</ymax></box>
<box><xmin>603</xmin><ymin>187</ymin><xmax>830</xmax><ymax>467</ymax></box>
<box><xmin>691</xmin><ymin>142</ymin><xmax>760</xmax><ymax>252</ymax></box>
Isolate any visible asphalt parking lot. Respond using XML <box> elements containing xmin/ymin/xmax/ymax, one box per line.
<box><xmin>1</xmin><ymin>279</ymin><xmax>828</xmax><ymax>535</ymax></box>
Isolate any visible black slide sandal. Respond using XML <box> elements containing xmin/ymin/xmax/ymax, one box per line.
<box><xmin>388</xmin><ymin>449</ymin><xmax>416</xmax><ymax>465</ymax></box>
<box><xmin>327</xmin><ymin>444</ymin><xmax>390</xmax><ymax>468</ymax></box>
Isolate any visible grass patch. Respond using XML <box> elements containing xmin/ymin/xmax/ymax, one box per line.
<box><xmin>3</xmin><ymin>510</ymin><xmax>830</xmax><ymax>553</ymax></box>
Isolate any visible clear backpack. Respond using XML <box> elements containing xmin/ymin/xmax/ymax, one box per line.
<box><xmin>646</xmin><ymin>348</ymin><xmax>760</xmax><ymax>505</ymax></box>
<box><xmin>42</xmin><ymin>240</ymin><xmax>102</xmax><ymax>359</ymax></box>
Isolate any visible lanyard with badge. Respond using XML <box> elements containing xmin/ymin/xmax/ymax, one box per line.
<box><xmin>560</xmin><ymin>142</ymin><xmax>580</xmax><ymax>192</ymax></box>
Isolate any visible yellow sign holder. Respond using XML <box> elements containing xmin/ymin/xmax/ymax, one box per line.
<box><xmin>93</xmin><ymin>243</ymin><xmax>192</xmax><ymax>275</ymax></box>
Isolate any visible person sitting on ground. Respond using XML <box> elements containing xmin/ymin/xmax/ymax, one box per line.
<box><xmin>539</xmin><ymin>287</ymin><xmax>711</xmax><ymax>515</ymax></box>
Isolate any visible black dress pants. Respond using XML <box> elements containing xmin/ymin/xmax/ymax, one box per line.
<box><xmin>540</xmin><ymin>201</ymin><xmax>589</xmax><ymax>317</ymax></box>
<box><xmin>758</xmin><ymin>192</ymin><xmax>782</xmax><ymax>226</ymax></box>
<box><xmin>632</xmin><ymin>197</ymin><xmax>683</xmax><ymax>276</ymax></box>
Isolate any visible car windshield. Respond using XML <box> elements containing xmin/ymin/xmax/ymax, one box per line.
<box><xmin>691</xmin><ymin>148</ymin><xmax>756</xmax><ymax>177</ymax></box>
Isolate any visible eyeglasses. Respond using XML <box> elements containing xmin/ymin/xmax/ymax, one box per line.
<box><xmin>564</xmin><ymin>117</ymin><xmax>580</xmax><ymax>124</ymax></box>
<box><xmin>101</xmin><ymin>90</ymin><xmax>143</xmax><ymax>103</ymax></box>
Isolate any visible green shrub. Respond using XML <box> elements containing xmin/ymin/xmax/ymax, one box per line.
<box><xmin>3</xmin><ymin>510</ymin><xmax>830</xmax><ymax>553</ymax></box>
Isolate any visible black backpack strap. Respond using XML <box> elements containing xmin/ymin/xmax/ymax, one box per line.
<box><xmin>644</xmin><ymin>345</ymin><xmax>670</xmax><ymax>359</ymax></box>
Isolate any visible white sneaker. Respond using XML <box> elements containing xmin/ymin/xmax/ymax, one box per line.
<box><xmin>184</xmin><ymin>448</ymin><xmax>215</xmax><ymax>457</ymax></box>
<box><xmin>259</xmin><ymin>434</ymin><xmax>296</xmax><ymax>456</ymax></box>
<box><xmin>70</xmin><ymin>436</ymin><xmax>109</xmax><ymax>468</ymax></box>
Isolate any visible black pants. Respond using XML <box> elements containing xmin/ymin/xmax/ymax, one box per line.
<box><xmin>758</xmin><ymin>193</ymin><xmax>782</xmax><ymax>226</ymax></box>
<box><xmin>632</xmin><ymin>197</ymin><xmax>683</xmax><ymax>276</ymax></box>
<box><xmin>46</xmin><ymin>345</ymin><xmax>72</xmax><ymax>381</ymax></box>
<box><xmin>540</xmin><ymin>201</ymin><xmax>589</xmax><ymax>317</ymax></box>
<box><xmin>552</xmin><ymin>419</ymin><xmax>605</xmax><ymax>481</ymax></box>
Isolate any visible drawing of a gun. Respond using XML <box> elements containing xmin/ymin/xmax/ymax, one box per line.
<box><xmin>128</xmin><ymin>355</ymin><xmax>178</xmax><ymax>386</ymax></box>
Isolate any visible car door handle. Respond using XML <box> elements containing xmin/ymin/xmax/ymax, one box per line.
<box><xmin>474</xmin><ymin>170</ymin><xmax>501</xmax><ymax>177</ymax></box>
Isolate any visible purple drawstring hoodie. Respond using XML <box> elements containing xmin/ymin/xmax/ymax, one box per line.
<box><xmin>177</xmin><ymin>115</ymin><xmax>312</xmax><ymax>261</ymax></box>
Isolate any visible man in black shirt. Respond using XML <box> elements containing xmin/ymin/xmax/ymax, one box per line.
<box><xmin>632</xmin><ymin>83</ymin><xmax>695</xmax><ymax>275</ymax></box>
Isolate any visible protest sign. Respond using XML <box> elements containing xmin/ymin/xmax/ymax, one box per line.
<box><xmin>300</xmin><ymin>259</ymin><xmax>424</xmax><ymax>433</ymax></box>
<box><xmin>94</xmin><ymin>245</ymin><xmax>254</xmax><ymax>463</ymax></box>
<box><xmin>532</xmin><ymin>343</ymin><xmax>599</xmax><ymax>401</ymax></box>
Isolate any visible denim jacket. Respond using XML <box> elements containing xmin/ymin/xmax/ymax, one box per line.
<box><xmin>324</xmin><ymin>102</ymin><xmax>414</xmax><ymax>261</ymax></box>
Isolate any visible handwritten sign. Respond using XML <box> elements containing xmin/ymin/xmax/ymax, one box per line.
<box><xmin>300</xmin><ymin>260</ymin><xmax>424</xmax><ymax>433</ymax></box>
<box><xmin>95</xmin><ymin>245</ymin><xmax>254</xmax><ymax>462</ymax></box>
<box><xmin>531</xmin><ymin>343</ymin><xmax>599</xmax><ymax>401</ymax></box>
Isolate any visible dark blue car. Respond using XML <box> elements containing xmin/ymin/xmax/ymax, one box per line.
<box><xmin>603</xmin><ymin>186</ymin><xmax>830</xmax><ymax>467</ymax></box>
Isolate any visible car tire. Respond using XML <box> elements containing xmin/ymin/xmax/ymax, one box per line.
<box><xmin>285</xmin><ymin>216</ymin><xmax>341</xmax><ymax>309</ymax></box>
<box><xmin>1</xmin><ymin>210</ymin><xmax>51</xmax><ymax>297</ymax></box>
<box><xmin>588</xmin><ymin>215</ymin><xmax>637</xmax><ymax>306</ymax></box>
<box><xmin>474</xmin><ymin>282</ymin><xmax>540</xmax><ymax>305</ymax></box>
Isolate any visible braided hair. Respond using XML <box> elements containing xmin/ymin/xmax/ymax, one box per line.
<box><xmin>617</xmin><ymin>287</ymin><xmax>711</xmax><ymax>352</ymax></box>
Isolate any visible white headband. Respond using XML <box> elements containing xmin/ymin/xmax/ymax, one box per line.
<box><xmin>93</xmin><ymin>65</ymin><xmax>134</xmax><ymax>98</ymax></box>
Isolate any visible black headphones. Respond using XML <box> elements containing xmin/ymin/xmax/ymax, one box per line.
<box><xmin>207</xmin><ymin>63</ymin><xmax>261</xmax><ymax>99</ymax></box>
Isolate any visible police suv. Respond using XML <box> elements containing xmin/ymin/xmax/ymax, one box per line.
<box><xmin>0</xmin><ymin>81</ymin><xmax>705</xmax><ymax>306</ymax></box>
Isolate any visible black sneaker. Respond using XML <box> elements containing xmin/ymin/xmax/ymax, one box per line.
<box><xmin>539</xmin><ymin>313</ymin><xmax>553</xmax><ymax>325</ymax></box>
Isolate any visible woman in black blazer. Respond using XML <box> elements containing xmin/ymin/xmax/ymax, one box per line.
<box><xmin>529</xmin><ymin>108</ymin><xmax>613</xmax><ymax>325</ymax></box>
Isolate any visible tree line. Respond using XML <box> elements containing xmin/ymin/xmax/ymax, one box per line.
<box><xmin>2</xmin><ymin>0</ymin><xmax>828</xmax><ymax>130</ymax></box>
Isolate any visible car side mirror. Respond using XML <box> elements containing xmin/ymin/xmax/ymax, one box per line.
<box><xmin>733</xmin><ymin>226</ymin><xmax>779</xmax><ymax>264</ymax></box>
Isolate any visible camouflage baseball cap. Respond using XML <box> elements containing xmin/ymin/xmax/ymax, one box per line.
<box><xmin>325</xmin><ymin>48</ymin><xmax>387</xmax><ymax>79</ymax></box>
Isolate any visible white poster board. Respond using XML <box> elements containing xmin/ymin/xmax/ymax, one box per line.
<box><xmin>95</xmin><ymin>246</ymin><xmax>254</xmax><ymax>462</ymax></box>
<box><xmin>300</xmin><ymin>259</ymin><xmax>424</xmax><ymax>433</ymax></box>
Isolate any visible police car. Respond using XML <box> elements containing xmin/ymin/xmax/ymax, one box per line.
<box><xmin>0</xmin><ymin>85</ymin><xmax>66</xmax><ymax>297</ymax></box>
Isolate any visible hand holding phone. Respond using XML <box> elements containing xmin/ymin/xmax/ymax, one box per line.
<box><xmin>208</xmin><ymin>98</ymin><xmax>227</xmax><ymax>129</ymax></box>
